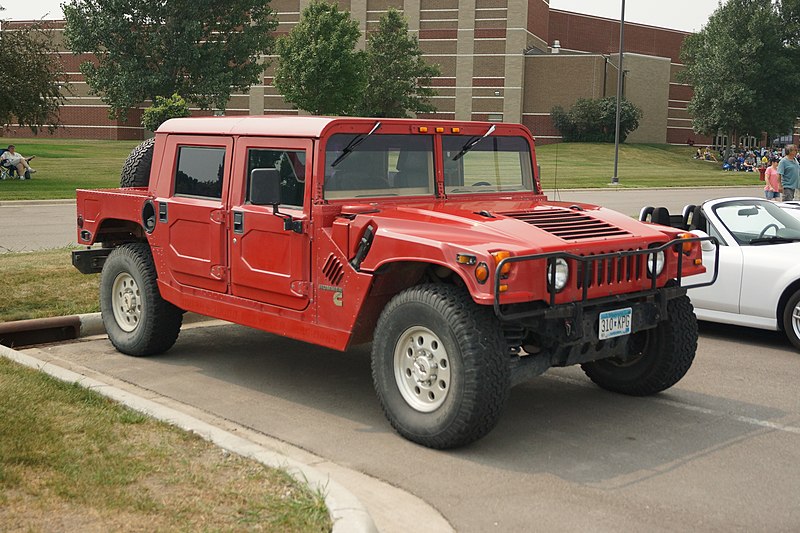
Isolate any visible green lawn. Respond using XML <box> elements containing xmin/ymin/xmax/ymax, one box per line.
<box><xmin>535</xmin><ymin>143</ymin><xmax>761</xmax><ymax>189</ymax></box>
<box><xmin>0</xmin><ymin>138</ymin><xmax>140</xmax><ymax>200</ymax></box>
<box><xmin>0</xmin><ymin>138</ymin><xmax>764</xmax><ymax>201</ymax></box>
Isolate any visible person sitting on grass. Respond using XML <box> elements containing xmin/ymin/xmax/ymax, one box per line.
<box><xmin>0</xmin><ymin>145</ymin><xmax>37</xmax><ymax>179</ymax></box>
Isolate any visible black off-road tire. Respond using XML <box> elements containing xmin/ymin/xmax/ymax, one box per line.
<box><xmin>371</xmin><ymin>284</ymin><xmax>511</xmax><ymax>449</ymax></box>
<box><xmin>100</xmin><ymin>243</ymin><xmax>183</xmax><ymax>356</ymax></box>
<box><xmin>781</xmin><ymin>288</ymin><xmax>800</xmax><ymax>350</ymax></box>
<box><xmin>581</xmin><ymin>295</ymin><xmax>697</xmax><ymax>396</ymax></box>
<box><xmin>120</xmin><ymin>138</ymin><xmax>155</xmax><ymax>188</ymax></box>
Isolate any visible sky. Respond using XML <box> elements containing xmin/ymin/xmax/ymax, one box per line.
<box><xmin>2</xmin><ymin>0</ymin><xmax>720</xmax><ymax>33</ymax></box>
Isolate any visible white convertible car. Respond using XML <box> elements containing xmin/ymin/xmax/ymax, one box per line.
<box><xmin>640</xmin><ymin>198</ymin><xmax>800</xmax><ymax>350</ymax></box>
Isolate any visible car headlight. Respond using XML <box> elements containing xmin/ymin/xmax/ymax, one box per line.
<box><xmin>647</xmin><ymin>250</ymin><xmax>665</xmax><ymax>277</ymax></box>
<box><xmin>547</xmin><ymin>258</ymin><xmax>569</xmax><ymax>291</ymax></box>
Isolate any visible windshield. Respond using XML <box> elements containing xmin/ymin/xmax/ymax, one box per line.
<box><xmin>713</xmin><ymin>199</ymin><xmax>800</xmax><ymax>245</ymax></box>
<box><xmin>324</xmin><ymin>134</ymin><xmax>434</xmax><ymax>198</ymax></box>
<box><xmin>442</xmin><ymin>135</ymin><xmax>534</xmax><ymax>194</ymax></box>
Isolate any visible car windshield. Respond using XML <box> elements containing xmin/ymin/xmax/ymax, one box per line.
<box><xmin>713</xmin><ymin>199</ymin><xmax>800</xmax><ymax>245</ymax></box>
<box><xmin>442</xmin><ymin>135</ymin><xmax>534</xmax><ymax>194</ymax></box>
<box><xmin>324</xmin><ymin>134</ymin><xmax>434</xmax><ymax>198</ymax></box>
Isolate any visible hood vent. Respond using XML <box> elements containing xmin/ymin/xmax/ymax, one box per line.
<box><xmin>499</xmin><ymin>208</ymin><xmax>631</xmax><ymax>241</ymax></box>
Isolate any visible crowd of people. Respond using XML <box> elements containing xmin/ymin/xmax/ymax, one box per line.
<box><xmin>693</xmin><ymin>143</ymin><xmax>799</xmax><ymax>201</ymax></box>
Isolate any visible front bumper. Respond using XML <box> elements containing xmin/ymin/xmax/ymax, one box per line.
<box><xmin>492</xmin><ymin>236</ymin><xmax>718</xmax><ymax>322</ymax></box>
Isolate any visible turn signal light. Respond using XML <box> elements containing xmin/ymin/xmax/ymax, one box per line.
<box><xmin>492</xmin><ymin>251</ymin><xmax>512</xmax><ymax>276</ymax></box>
<box><xmin>677</xmin><ymin>233</ymin><xmax>694</xmax><ymax>253</ymax></box>
<box><xmin>456</xmin><ymin>253</ymin><xmax>477</xmax><ymax>265</ymax></box>
<box><xmin>694</xmin><ymin>258</ymin><xmax>702</xmax><ymax>265</ymax></box>
<box><xmin>475</xmin><ymin>262</ymin><xmax>489</xmax><ymax>283</ymax></box>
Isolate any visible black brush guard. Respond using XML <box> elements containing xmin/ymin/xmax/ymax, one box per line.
<box><xmin>492</xmin><ymin>236</ymin><xmax>719</xmax><ymax>322</ymax></box>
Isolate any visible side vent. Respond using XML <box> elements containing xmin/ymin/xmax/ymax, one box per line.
<box><xmin>323</xmin><ymin>254</ymin><xmax>345</xmax><ymax>285</ymax></box>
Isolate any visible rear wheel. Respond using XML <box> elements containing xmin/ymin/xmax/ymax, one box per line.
<box><xmin>100</xmin><ymin>243</ymin><xmax>182</xmax><ymax>356</ymax></box>
<box><xmin>371</xmin><ymin>284</ymin><xmax>510</xmax><ymax>449</ymax></box>
<box><xmin>781</xmin><ymin>288</ymin><xmax>800</xmax><ymax>350</ymax></box>
<box><xmin>120</xmin><ymin>138</ymin><xmax>155</xmax><ymax>188</ymax></box>
<box><xmin>581</xmin><ymin>295</ymin><xmax>697</xmax><ymax>395</ymax></box>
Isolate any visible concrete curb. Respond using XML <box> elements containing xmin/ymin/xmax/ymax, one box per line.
<box><xmin>0</xmin><ymin>343</ymin><xmax>378</xmax><ymax>533</ymax></box>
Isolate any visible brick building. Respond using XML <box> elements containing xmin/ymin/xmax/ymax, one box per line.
<box><xmin>6</xmin><ymin>1</ymin><xmax>710</xmax><ymax>145</ymax></box>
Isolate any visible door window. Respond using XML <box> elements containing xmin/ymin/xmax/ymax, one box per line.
<box><xmin>174</xmin><ymin>146</ymin><xmax>226</xmax><ymax>199</ymax></box>
<box><xmin>246</xmin><ymin>149</ymin><xmax>306</xmax><ymax>207</ymax></box>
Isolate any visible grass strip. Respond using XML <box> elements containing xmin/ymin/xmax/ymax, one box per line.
<box><xmin>0</xmin><ymin>356</ymin><xmax>331</xmax><ymax>531</ymax></box>
<box><xmin>0</xmin><ymin>248</ymin><xmax>99</xmax><ymax>323</ymax></box>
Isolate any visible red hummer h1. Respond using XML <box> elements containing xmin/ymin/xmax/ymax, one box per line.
<box><xmin>72</xmin><ymin>116</ymin><xmax>714</xmax><ymax>449</ymax></box>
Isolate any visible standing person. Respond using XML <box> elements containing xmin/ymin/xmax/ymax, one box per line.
<box><xmin>765</xmin><ymin>158</ymin><xmax>782</xmax><ymax>200</ymax></box>
<box><xmin>778</xmin><ymin>145</ymin><xmax>800</xmax><ymax>201</ymax></box>
<box><xmin>0</xmin><ymin>145</ymin><xmax>37</xmax><ymax>179</ymax></box>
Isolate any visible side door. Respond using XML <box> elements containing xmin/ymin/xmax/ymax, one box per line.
<box><xmin>228</xmin><ymin>138</ymin><xmax>312</xmax><ymax>310</ymax></box>
<box><xmin>689</xmin><ymin>219</ymin><xmax>743</xmax><ymax>313</ymax></box>
<box><xmin>158</xmin><ymin>135</ymin><xmax>232</xmax><ymax>294</ymax></box>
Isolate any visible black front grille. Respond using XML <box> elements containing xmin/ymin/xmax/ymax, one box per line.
<box><xmin>500</xmin><ymin>208</ymin><xmax>631</xmax><ymax>241</ymax></box>
<box><xmin>575</xmin><ymin>252</ymin><xmax>646</xmax><ymax>289</ymax></box>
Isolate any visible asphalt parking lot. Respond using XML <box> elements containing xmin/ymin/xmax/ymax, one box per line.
<box><xmin>24</xmin><ymin>318</ymin><xmax>800</xmax><ymax>532</ymax></box>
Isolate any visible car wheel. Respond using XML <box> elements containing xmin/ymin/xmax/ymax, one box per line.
<box><xmin>100</xmin><ymin>243</ymin><xmax>183</xmax><ymax>356</ymax></box>
<box><xmin>781</xmin><ymin>289</ymin><xmax>800</xmax><ymax>350</ymax></box>
<box><xmin>581</xmin><ymin>295</ymin><xmax>698</xmax><ymax>395</ymax></box>
<box><xmin>371</xmin><ymin>284</ymin><xmax>510</xmax><ymax>449</ymax></box>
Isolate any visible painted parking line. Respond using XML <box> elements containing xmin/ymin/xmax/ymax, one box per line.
<box><xmin>544</xmin><ymin>374</ymin><xmax>800</xmax><ymax>436</ymax></box>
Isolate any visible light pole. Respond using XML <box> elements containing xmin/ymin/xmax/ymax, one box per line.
<box><xmin>611</xmin><ymin>0</ymin><xmax>626</xmax><ymax>185</ymax></box>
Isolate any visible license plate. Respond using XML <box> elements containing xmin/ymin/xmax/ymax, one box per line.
<box><xmin>598</xmin><ymin>307</ymin><xmax>632</xmax><ymax>340</ymax></box>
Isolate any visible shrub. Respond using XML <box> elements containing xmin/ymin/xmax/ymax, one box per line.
<box><xmin>141</xmin><ymin>93</ymin><xmax>191</xmax><ymax>132</ymax></box>
<box><xmin>551</xmin><ymin>97</ymin><xmax>643</xmax><ymax>143</ymax></box>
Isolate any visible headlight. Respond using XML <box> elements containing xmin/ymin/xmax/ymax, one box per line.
<box><xmin>647</xmin><ymin>250</ymin><xmax>665</xmax><ymax>277</ymax></box>
<box><xmin>547</xmin><ymin>258</ymin><xmax>569</xmax><ymax>291</ymax></box>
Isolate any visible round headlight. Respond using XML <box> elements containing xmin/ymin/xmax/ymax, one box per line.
<box><xmin>647</xmin><ymin>250</ymin><xmax>665</xmax><ymax>277</ymax></box>
<box><xmin>547</xmin><ymin>258</ymin><xmax>569</xmax><ymax>291</ymax></box>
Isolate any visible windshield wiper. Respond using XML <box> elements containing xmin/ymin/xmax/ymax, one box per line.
<box><xmin>452</xmin><ymin>124</ymin><xmax>496</xmax><ymax>161</ymax></box>
<box><xmin>749</xmin><ymin>236</ymin><xmax>800</xmax><ymax>245</ymax></box>
<box><xmin>330</xmin><ymin>122</ymin><xmax>381</xmax><ymax>168</ymax></box>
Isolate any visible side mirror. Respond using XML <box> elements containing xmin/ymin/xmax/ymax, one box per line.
<box><xmin>691</xmin><ymin>230</ymin><xmax>716</xmax><ymax>252</ymax></box>
<box><xmin>250</xmin><ymin>168</ymin><xmax>282</xmax><ymax>206</ymax></box>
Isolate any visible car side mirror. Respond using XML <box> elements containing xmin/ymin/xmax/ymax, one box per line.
<box><xmin>691</xmin><ymin>230</ymin><xmax>716</xmax><ymax>252</ymax></box>
<box><xmin>250</xmin><ymin>168</ymin><xmax>282</xmax><ymax>206</ymax></box>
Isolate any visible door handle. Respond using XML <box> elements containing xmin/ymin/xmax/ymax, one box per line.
<box><xmin>233</xmin><ymin>211</ymin><xmax>244</xmax><ymax>234</ymax></box>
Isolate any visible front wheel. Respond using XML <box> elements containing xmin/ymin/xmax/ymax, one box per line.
<box><xmin>581</xmin><ymin>295</ymin><xmax>698</xmax><ymax>396</ymax></box>
<box><xmin>371</xmin><ymin>284</ymin><xmax>510</xmax><ymax>449</ymax></box>
<box><xmin>781</xmin><ymin>289</ymin><xmax>800</xmax><ymax>350</ymax></box>
<box><xmin>100</xmin><ymin>243</ymin><xmax>183</xmax><ymax>356</ymax></box>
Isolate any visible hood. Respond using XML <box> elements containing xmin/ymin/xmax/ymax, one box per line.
<box><xmin>354</xmin><ymin>197</ymin><xmax>670</xmax><ymax>256</ymax></box>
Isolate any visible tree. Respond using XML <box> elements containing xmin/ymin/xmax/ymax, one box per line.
<box><xmin>359</xmin><ymin>9</ymin><xmax>439</xmax><ymax>118</ymax></box>
<box><xmin>0</xmin><ymin>9</ymin><xmax>65</xmax><ymax>133</ymax></box>
<box><xmin>274</xmin><ymin>1</ymin><xmax>365</xmax><ymax>115</ymax></box>
<box><xmin>141</xmin><ymin>93</ymin><xmax>191</xmax><ymax>131</ymax></box>
<box><xmin>62</xmin><ymin>0</ymin><xmax>277</xmax><ymax>120</ymax></box>
<box><xmin>551</xmin><ymin>97</ymin><xmax>642</xmax><ymax>143</ymax></box>
<box><xmin>680</xmin><ymin>0</ymin><xmax>800</xmax><ymax>140</ymax></box>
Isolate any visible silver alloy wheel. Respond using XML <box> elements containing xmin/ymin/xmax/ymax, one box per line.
<box><xmin>394</xmin><ymin>326</ymin><xmax>451</xmax><ymax>412</ymax></box>
<box><xmin>111</xmin><ymin>272</ymin><xmax>142</xmax><ymax>332</ymax></box>
<box><xmin>792</xmin><ymin>302</ymin><xmax>800</xmax><ymax>341</ymax></box>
